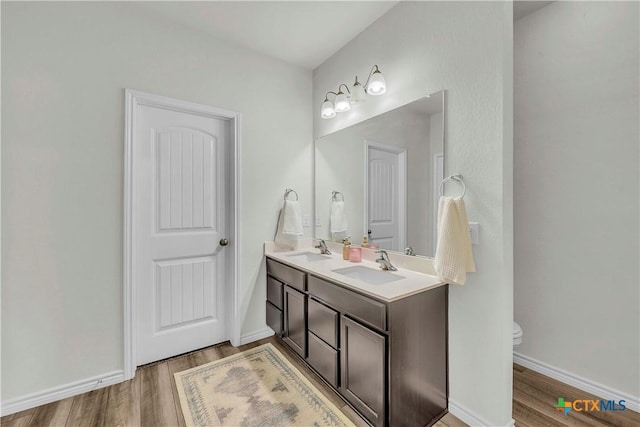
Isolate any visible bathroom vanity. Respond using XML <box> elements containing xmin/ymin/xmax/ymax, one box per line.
<box><xmin>265</xmin><ymin>249</ymin><xmax>448</xmax><ymax>427</ymax></box>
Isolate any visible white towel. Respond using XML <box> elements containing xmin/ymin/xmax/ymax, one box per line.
<box><xmin>330</xmin><ymin>200</ymin><xmax>348</xmax><ymax>233</ymax></box>
<box><xmin>434</xmin><ymin>197</ymin><xmax>476</xmax><ymax>285</ymax></box>
<box><xmin>282</xmin><ymin>200</ymin><xmax>303</xmax><ymax>235</ymax></box>
<box><xmin>274</xmin><ymin>200</ymin><xmax>303</xmax><ymax>249</ymax></box>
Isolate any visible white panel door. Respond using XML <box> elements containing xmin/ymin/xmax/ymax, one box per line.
<box><xmin>367</xmin><ymin>144</ymin><xmax>406</xmax><ymax>252</ymax></box>
<box><xmin>135</xmin><ymin>104</ymin><xmax>229</xmax><ymax>365</ymax></box>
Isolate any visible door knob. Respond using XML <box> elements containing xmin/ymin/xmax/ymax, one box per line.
<box><xmin>219</xmin><ymin>238</ymin><xmax>229</xmax><ymax>246</ymax></box>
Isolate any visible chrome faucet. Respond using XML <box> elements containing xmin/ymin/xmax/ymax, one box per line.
<box><xmin>315</xmin><ymin>239</ymin><xmax>331</xmax><ymax>255</ymax></box>
<box><xmin>375</xmin><ymin>250</ymin><xmax>397</xmax><ymax>271</ymax></box>
<box><xmin>404</xmin><ymin>246</ymin><xmax>415</xmax><ymax>256</ymax></box>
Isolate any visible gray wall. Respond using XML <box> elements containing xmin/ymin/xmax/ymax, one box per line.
<box><xmin>1</xmin><ymin>2</ymin><xmax>312</xmax><ymax>400</ymax></box>
<box><xmin>314</xmin><ymin>2</ymin><xmax>514</xmax><ymax>425</ymax></box>
<box><xmin>514</xmin><ymin>1</ymin><xmax>639</xmax><ymax>399</ymax></box>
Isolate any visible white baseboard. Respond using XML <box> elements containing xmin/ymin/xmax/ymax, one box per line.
<box><xmin>449</xmin><ymin>399</ymin><xmax>515</xmax><ymax>426</ymax></box>
<box><xmin>239</xmin><ymin>327</ymin><xmax>274</xmax><ymax>345</ymax></box>
<box><xmin>514</xmin><ymin>352</ymin><xmax>640</xmax><ymax>413</ymax></box>
<box><xmin>0</xmin><ymin>370</ymin><xmax>124</xmax><ymax>417</ymax></box>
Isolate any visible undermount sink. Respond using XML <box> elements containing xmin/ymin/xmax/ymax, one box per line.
<box><xmin>286</xmin><ymin>252</ymin><xmax>332</xmax><ymax>262</ymax></box>
<box><xmin>332</xmin><ymin>266</ymin><xmax>405</xmax><ymax>285</ymax></box>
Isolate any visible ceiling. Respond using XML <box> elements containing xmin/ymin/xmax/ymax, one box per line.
<box><xmin>133</xmin><ymin>1</ymin><xmax>398</xmax><ymax>70</ymax></box>
<box><xmin>133</xmin><ymin>1</ymin><xmax>551</xmax><ymax>69</ymax></box>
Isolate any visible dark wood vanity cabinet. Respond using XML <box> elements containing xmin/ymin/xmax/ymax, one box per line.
<box><xmin>266</xmin><ymin>257</ymin><xmax>448</xmax><ymax>427</ymax></box>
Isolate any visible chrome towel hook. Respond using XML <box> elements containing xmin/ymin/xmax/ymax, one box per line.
<box><xmin>284</xmin><ymin>188</ymin><xmax>298</xmax><ymax>201</ymax></box>
<box><xmin>332</xmin><ymin>190</ymin><xmax>344</xmax><ymax>202</ymax></box>
<box><xmin>439</xmin><ymin>174</ymin><xmax>466</xmax><ymax>198</ymax></box>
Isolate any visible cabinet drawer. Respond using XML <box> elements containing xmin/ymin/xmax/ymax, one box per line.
<box><xmin>309</xmin><ymin>275</ymin><xmax>387</xmax><ymax>331</ymax></box>
<box><xmin>267</xmin><ymin>258</ymin><xmax>306</xmax><ymax>291</ymax></box>
<box><xmin>308</xmin><ymin>298</ymin><xmax>339</xmax><ymax>349</ymax></box>
<box><xmin>267</xmin><ymin>276</ymin><xmax>284</xmax><ymax>309</ymax></box>
<box><xmin>308</xmin><ymin>332</ymin><xmax>339</xmax><ymax>388</ymax></box>
<box><xmin>266</xmin><ymin>301</ymin><xmax>282</xmax><ymax>337</ymax></box>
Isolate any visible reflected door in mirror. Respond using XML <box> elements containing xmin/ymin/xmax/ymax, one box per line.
<box><xmin>367</xmin><ymin>143</ymin><xmax>406</xmax><ymax>252</ymax></box>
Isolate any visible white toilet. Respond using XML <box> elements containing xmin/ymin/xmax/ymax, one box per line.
<box><xmin>513</xmin><ymin>322</ymin><xmax>523</xmax><ymax>349</ymax></box>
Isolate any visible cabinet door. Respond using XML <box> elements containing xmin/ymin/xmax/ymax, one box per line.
<box><xmin>283</xmin><ymin>285</ymin><xmax>307</xmax><ymax>358</ymax></box>
<box><xmin>341</xmin><ymin>316</ymin><xmax>386</xmax><ymax>427</ymax></box>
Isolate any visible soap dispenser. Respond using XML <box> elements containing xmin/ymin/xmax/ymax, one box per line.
<box><xmin>361</xmin><ymin>235</ymin><xmax>369</xmax><ymax>248</ymax></box>
<box><xmin>342</xmin><ymin>237</ymin><xmax>351</xmax><ymax>260</ymax></box>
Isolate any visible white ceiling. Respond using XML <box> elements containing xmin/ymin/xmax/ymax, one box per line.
<box><xmin>133</xmin><ymin>1</ymin><xmax>398</xmax><ymax>70</ymax></box>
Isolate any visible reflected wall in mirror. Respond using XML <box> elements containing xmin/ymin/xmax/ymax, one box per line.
<box><xmin>315</xmin><ymin>91</ymin><xmax>445</xmax><ymax>257</ymax></box>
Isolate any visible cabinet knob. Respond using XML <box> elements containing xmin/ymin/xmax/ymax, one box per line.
<box><xmin>219</xmin><ymin>238</ymin><xmax>229</xmax><ymax>246</ymax></box>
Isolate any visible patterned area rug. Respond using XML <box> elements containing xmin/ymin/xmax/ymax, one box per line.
<box><xmin>174</xmin><ymin>343</ymin><xmax>356</xmax><ymax>427</ymax></box>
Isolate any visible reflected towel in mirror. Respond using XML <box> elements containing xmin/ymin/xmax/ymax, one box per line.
<box><xmin>434</xmin><ymin>197</ymin><xmax>475</xmax><ymax>285</ymax></box>
<box><xmin>330</xmin><ymin>200</ymin><xmax>348</xmax><ymax>234</ymax></box>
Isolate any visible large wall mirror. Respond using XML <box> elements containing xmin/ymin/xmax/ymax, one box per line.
<box><xmin>314</xmin><ymin>90</ymin><xmax>445</xmax><ymax>257</ymax></box>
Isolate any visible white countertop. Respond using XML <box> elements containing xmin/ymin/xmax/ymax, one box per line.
<box><xmin>265</xmin><ymin>244</ymin><xmax>446</xmax><ymax>303</ymax></box>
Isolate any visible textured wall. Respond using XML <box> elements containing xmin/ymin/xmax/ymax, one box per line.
<box><xmin>515</xmin><ymin>1</ymin><xmax>639</xmax><ymax>399</ymax></box>
<box><xmin>313</xmin><ymin>2</ymin><xmax>514</xmax><ymax>425</ymax></box>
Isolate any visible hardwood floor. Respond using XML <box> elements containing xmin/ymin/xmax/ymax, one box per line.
<box><xmin>512</xmin><ymin>364</ymin><xmax>640</xmax><ymax>427</ymax></box>
<box><xmin>2</xmin><ymin>339</ymin><xmax>637</xmax><ymax>427</ymax></box>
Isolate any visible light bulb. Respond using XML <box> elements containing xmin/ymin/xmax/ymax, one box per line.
<box><xmin>334</xmin><ymin>91</ymin><xmax>351</xmax><ymax>112</ymax></box>
<box><xmin>321</xmin><ymin>99</ymin><xmax>336</xmax><ymax>119</ymax></box>
<box><xmin>367</xmin><ymin>70</ymin><xmax>386</xmax><ymax>95</ymax></box>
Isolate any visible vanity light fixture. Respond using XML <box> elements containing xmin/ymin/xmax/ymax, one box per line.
<box><xmin>321</xmin><ymin>95</ymin><xmax>336</xmax><ymax>119</ymax></box>
<box><xmin>320</xmin><ymin>65</ymin><xmax>386</xmax><ymax>119</ymax></box>
<box><xmin>350</xmin><ymin>76</ymin><xmax>367</xmax><ymax>104</ymax></box>
<box><xmin>322</xmin><ymin>84</ymin><xmax>352</xmax><ymax>119</ymax></box>
<box><xmin>365</xmin><ymin>65</ymin><xmax>387</xmax><ymax>95</ymax></box>
<box><xmin>334</xmin><ymin>84</ymin><xmax>351</xmax><ymax>112</ymax></box>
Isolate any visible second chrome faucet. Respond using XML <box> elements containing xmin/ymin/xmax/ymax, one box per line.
<box><xmin>315</xmin><ymin>239</ymin><xmax>332</xmax><ymax>255</ymax></box>
<box><xmin>375</xmin><ymin>250</ymin><xmax>397</xmax><ymax>271</ymax></box>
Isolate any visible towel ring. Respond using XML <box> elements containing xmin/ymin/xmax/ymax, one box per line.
<box><xmin>332</xmin><ymin>191</ymin><xmax>344</xmax><ymax>202</ymax></box>
<box><xmin>439</xmin><ymin>174</ymin><xmax>466</xmax><ymax>198</ymax></box>
<box><xmin>284</xmin><ymin>188</ymin><xmax>298</xmax><ymax>201</ymax></box>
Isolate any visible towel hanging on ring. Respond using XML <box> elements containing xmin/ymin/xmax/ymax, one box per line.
<box><xmin>330</xmin><ymin>191</ymin><xmax>348</xmax><ymax>234</ymax></box>
<box><xmin>274</xmin><ymin>189</ymin><xmax>303</xmax><ymax>249</ymax></box>
<box><xmin>435</xmin><ymin>175</ymin><xmax>475</xmax><ymax>285</ymax></box>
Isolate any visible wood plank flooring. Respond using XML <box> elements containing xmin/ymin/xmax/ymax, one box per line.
<box><xmin>512</xmin><ymin>364</ymin><xmax>640</xmax><ymax>427</ymax></box>
<box><xmin>2</xmin><ymin>338</ymin><xmax>638</xmax><ymax>427</ymax></box>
